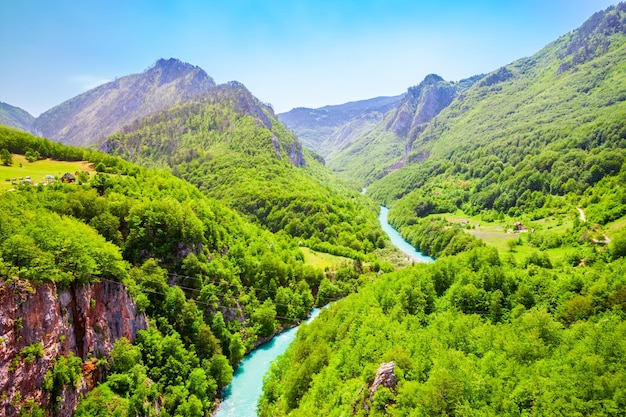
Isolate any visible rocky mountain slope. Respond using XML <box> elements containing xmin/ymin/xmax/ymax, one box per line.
<box><xmin>0</xmin><ymin>278</ymin><xmax>146</xmax><ymax>417</ymax></box>
<box><xmin>0</xmin><ymin>102</ymin><xmax>35</xmax><ymax>133</ymax></box>
<box><xmin>317</xmin><ymin>74</ymin><xmax>481</xmax><ymax>184</ymax></box>
<box><xmin>32</xmin><ymin>58</ymin><xmax>216</xmax><ymax>147</ymax></box>
<box><xmin>278</xmin><ymin>95</ymin><xmax>402</xmax><ymax>158</ymax></box>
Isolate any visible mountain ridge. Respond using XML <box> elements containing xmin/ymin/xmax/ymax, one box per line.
<box><xmin>278</xmin><ymin>95</ymin><xmax>403</xmax><ymax>158</ymax></box>
<box><xmin>31</xmin><ymin>58</ymin><xmax>216</xmax><ymax>147</ymax></box>
<box><xmin>0</xmin><ymin>102</ymin><xmax>35</xmax><ymax>133</ymax></box>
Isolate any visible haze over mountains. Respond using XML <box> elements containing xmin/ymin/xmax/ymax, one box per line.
<box><xmin>277</xmin><ymin>95</ymin><xmax>402</xmax><ymax>157</ymax></box>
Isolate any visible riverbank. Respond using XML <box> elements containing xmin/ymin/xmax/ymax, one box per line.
<box><xmin>214</xmin><ymin>308</ymin><xmax>323</xmax><ymax>417</ymax></box>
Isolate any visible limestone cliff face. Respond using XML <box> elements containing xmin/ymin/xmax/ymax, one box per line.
<box><xmin>0</xmin><ymin>279</ymin><xmax>147</xmax><ymax>417</ymax></box>
<box><xmin>386</xmin><ymin>74</ymin><xmax>458</xmax><ymax>152</ymax></box>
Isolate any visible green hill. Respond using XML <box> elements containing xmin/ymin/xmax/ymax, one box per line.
<box><xmin>365</xmin><ymin>3</ymin><xmax>626</xmax><ymax>258</ymax></box>
<box><xmin>101</xmin><ymin>82</ymin><xmax>388</xmax><ymax>262</ymax></box>
<box><xmin>0</xmin><ymin>125</ymin><xmax>385</xmax><ymax>416</ymax></box>
<box><xmin>259</xmin><ymin>4</ymin><xmax>626</xmax><ymax>416</ymax></box>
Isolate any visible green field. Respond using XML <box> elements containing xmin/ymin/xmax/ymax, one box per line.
<box><xmin>0</xmin><ymin>154</ymin><xmax>94</xmax><ymax>191</ymax></box>
<box><xmin>300</xmin><ymin>247</ymin><xmax>353</xmax><ymax>270</ymax></box>
<box><xmin>431</xmin><ymin>207</ymin><xmax>589</xmax><ymax>265</ymax></box>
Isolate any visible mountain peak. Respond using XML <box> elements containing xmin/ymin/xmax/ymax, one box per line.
<box><xmin>33</xmin><ymin>58</ymin><xmax>216</xmax><ymax>146</ymax></box>
<box><xmin>148</xmin><ymin>58</ymin><xmax>215</xmax><ymax>87</ymax></box>
<box><xmin>154</xmin><ymin>57</ymin><xmax>189</xmax><ymax>67</ymax></box>
<box><xmin>422</xmin><ymin>74</ymin><xmax>444</xmax><ymax>85</ymax></box>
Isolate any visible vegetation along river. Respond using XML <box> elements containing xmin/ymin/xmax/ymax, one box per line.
<box><xmin>214</xmin><ymin>206</ymin><xmax>431</xmax><ymax>416</ymax></box>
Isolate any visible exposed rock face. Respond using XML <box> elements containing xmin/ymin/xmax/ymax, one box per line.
<box><xmin>33</xmin><ymin>58</ymin><xmax>216</xmax><ymax>147</ymax></box>
<box><xmin>359</xmin><ymin>362</ymin><xmax>397</xmax><ymax>415</ymax></box>
<box><xmin>387</xmin><ymin>74</ymin><xmax>457</xmax><ymax>147</ymax></box>
<box><xmin>369</xmin><ymin>361</ymin><xmax>397</xmax><ymax>401</ymax></box>
<box><xmin>0</xmin><ymin>279</ymin><xmax>147</xmax><ymax>417</ymax></box>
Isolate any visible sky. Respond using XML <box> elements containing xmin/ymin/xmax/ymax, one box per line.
<box><xmin>0</xmin><ymin>0</ymin><xmax>617</xmax><ymax>116</ymax></box>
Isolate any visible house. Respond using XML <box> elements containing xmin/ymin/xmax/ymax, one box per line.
<box><xmin>61</xmin><ymin>172</ymin><xmax>76</xmax><ymax>183</ymax></box>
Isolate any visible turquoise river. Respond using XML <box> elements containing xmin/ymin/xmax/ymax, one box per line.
<box><xmin>214</xmin><ymin>206</ymin><xmax>432</xmax><ymax>416</ymax></box>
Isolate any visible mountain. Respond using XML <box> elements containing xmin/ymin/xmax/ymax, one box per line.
<box><xmin>0</xmin><ymin>102</ymin><xmax>34</xmax><ymax>132</ymax></box>
<box><xmin>278</xmin><ymin>95</ymin><xmax>402</xmax><ymax>158</ymax></box>
<box><xmin>100</xmin><ymin>82</ymin><xmax>387</xmax><ymax>261</ymax></box>
<box><xmin>259</xmin><ymin>5</ymin><xmax>626</xmax><ymax>416</ymax></box>
<box><xmin>32</xmin><ymin>58</ymin><xmax>216</xmax><ymax>147</ymax></box>
<box><xmin>319</xmin><ymin>74</ymin><xmax>481</xmax><ymax>185</ymax></box>
<box><xmin>368</xmin><ymin>2</ymin><xmax>626</xmax><ymax>229</ymax></box>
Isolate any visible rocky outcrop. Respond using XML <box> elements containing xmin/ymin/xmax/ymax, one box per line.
<box><xmin>0</xmin><ymin>279</ymin><xmax>147</xmax><ymax>417</ymax></box>
<box><xmin>359</xmin><ymin>362</ymin><xmax>397</xmax><ymax>415</ymax></box>
<box><xmin>369</xmin><ymin>362</ymin><xmax>397</xmax><ymax>401</ymax></box>
<box><xmin>288</xmin><ymin>140</ymin><xmax>306</xmax><ymax>167</ymax></box>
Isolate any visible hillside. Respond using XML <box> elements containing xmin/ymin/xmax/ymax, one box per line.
<box><xmin>0</xmin><ymin>126</ymin><xmax>390</xmax><ymax>416</ymax></box>
<box><xmin>368</xmin><ymin>3</ymin><xmax>626</xmax><ymax>238</ymax></box>
<box><xmin>259</xmin><ymin>5</ymin><xmax>626</xmax><ymax>416</ymax></box>
<box><xmin>278</xmin><ymin>95</ymin><xmax>402</xmax><ymax>158</ymax></box>
<box><xmin>32</xmin><ymin>58</ymin><xmax>216</xmax><ymax>147</ymax></box>
<box><xmin>101</xmin><ymin>82</ymin><xmax>388</xmax><ymax>262</ymax></box>
<box><xmin>0</xmin><ymin>102</ymin><xmax>34</xmax><ymax>133</ymax></box>
<box><xmin>284</xmin><ymin>74</ymin><xmax>480</xmax><ymax>185</ymax></box>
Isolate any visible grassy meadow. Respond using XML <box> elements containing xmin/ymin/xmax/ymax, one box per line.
<box><xmin>0</xmin><ymin>154</ymin><xmax>94</xmax><ymax>191</ymax></box>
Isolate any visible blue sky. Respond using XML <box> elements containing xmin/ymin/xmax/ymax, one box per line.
<box><xmin>0</xmin><ymin>0</ymin><xmax>617</xmax><ymax>116</ymax></box>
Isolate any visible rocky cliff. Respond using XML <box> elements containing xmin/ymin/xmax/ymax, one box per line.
<box><xmin>0</xmin><ymin>279</ymin><xmax>146</xmax><ymax>417</ymax></box>
<box><xmin>386</xmin><ymin>74</ymin><xmax>482</xmax><ymax>160</ymax></box>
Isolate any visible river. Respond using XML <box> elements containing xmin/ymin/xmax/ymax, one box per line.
<box><xmin>214</xmin><ymin>308</ymin><xmax>322</xmax><ymax>416</ymax></box>
<box><xmin>214</xmin><ymin>206</ymin><xmax>431</xmax><ymax>416</ymax></box>
<box><xmin>378</xmin><ymin>206</ymin><xmax>434</xmax><ymax>263</ymax></box>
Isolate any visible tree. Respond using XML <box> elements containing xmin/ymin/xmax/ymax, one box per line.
<box><xmin>109</xmin><ymin>337</ymin><xmax>143</xmax><ymax>374</ymax></box>
<box><xmin>1</xmin><ymin>148</ymin><xmax>12</xmax><ymax>166</ymax></box>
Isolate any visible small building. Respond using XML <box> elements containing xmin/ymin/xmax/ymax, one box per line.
<box><xmin>61</xmin><ymin>172</ymin><xmax>76</xmax><ymax>183</ymax></box>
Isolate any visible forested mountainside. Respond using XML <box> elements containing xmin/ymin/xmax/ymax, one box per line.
<box><xmin>32</xmin><ymin>58</ymin><xmax>216</xmax><ymax>147</ymax></box>
<box><xmin>280</xmin><ymin>73</ymin><xmax>481</xmax><ymax>186</ymax></box>
<box><xmin>260</xmin><ymin>4</ymin><xmax>626</xmax><ymax>416</ymax></box>
<box><xmin>367</xmin><ymin>2</ymin><xmax>626</xmax><ymax>248</ymax></box>
<box><xmin>325</xmin><ymin>74</ymin><xmax>481</xmax><ymax>184</ymax></box>
<box><xmin>101</xmin><ymin>82</ymin><xmax>387</xmax><ymax>260</ymax></box>
<box><xmin>277</xmin><ymin>95</ymin><xmax>402</xmax><ymax>158</ymax></box>
<box><xmin>0</xmin><ymin>101</ymin><xmax>35</xmax><ymax>133</ymax></box>
<box><xmin>0</xmin><ymin>126</ymin><xmax>387</xmax><ymax>416</ymax></box>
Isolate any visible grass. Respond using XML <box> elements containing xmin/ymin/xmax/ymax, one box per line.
<box><xmin>0</xmin><ymin>154</ymin><xmax>94</xmax><ymax>191</ymax></box>
<box><xmin>300</xmin><ymin>247</ymin><xmax>353</xmax><ymax>271</ymax></box>
<box><xmin>428</xmin><ymin>208</ymin><xmax>582</xmax><ymax>265</ymax></box>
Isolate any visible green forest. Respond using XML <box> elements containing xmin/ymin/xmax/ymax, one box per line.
<box><xmin>2</xmin><ymin>4</ymin><xmax>626</xmax><ymax>417</ymax></box>
<box><xmin>258</xmin><ymin>4</ymin><xmax>626</xmax><ymax>417</ymax></box>
<box><xmin>0</xmin><ymin>125</ymin><xmax>388</xmax><ymax>416</ymax></box>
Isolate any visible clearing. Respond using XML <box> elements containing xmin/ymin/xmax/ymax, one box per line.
<box><xmin>0</xmin><ymin>154</ymin><xmax>94</xmax><ymax>191</ymax></box>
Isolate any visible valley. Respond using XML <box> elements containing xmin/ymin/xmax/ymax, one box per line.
<box><xmin>0</xmin><ymin>3</ymin><xmax>626</xmax><ymax>417</ymax></box>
